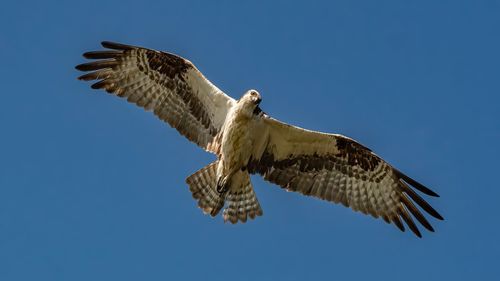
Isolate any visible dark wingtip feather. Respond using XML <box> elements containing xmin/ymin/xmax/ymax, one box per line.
<box><xmin>91</xmin><ymin>80</ymin><xmax>108</xmax><ymax>90</ymax></box>
<box><xmin>101</xmin><ymin>41</ymin><xmax>136</xmax><ymax>50</ymax></box>
<box><xmin>75</xmin><ymin>60</ymin><xmax>117</xmax><ymax>71</ymax></box>
<box><xmin>382</xmin><ymin>215</ymin><xmax>391</xmax><ymax>224</ymax></box>
<box><xmin>428</xmin><ymin>208</ymin><xmax>443</xmax><ymax>221</ymax></box>
<box><xmin>391</xmin><ymin>216</ymin><xmax>406</xmax><ymax>232</ymax></box>
<box><xmin>400</xmin><ymin>193</ymin><xmax>435</xmax><ymax>232</ymax></box>
<box><xmin>400</xmin><ymin>181</ymin><xmax>444</xmax><ymax>221</ymax></box>
<box><xmin>398</xmin><ymin>206</ymin><xmax>422</xmax><ymax>238</ymax></box>
<box><xmin>406</xmin><ymin>178</ymin><xmax>440</xmax><ymax>197</ymax></box>
<box><xmin>394</xmin><ymin>169</ymin><xmax>440</xmax><ymax>197</ymax></box>
<box><xmin>83</xmin><ymin>50</ymin><xmax>121</xmax><ymax>59</ymax></box>
<box><xmin>77</xmin><ymin>73</ymin><xmax>90</xmax><ymax>81</ymax></box>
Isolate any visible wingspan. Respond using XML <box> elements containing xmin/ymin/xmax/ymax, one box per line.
<box><xmin>76</xmin><ymin>41</ymin><xmax>236</xmax><ymax>153</ymax></box>
<box><xmin>248</xmin><ymin>116</ymin><xmax>443</xmax><ymax>237</ymax></box>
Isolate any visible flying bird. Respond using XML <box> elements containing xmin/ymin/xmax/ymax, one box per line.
<box><xmin>76</xmin><ymin>41</ymin><xmax>443</xmax><ymax>237</ymax></box>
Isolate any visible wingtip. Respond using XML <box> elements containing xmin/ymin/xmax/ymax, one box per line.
<box><xmin>82</xmin><ymin>51</ymin><xmax>98</xmax><ymax>59</ymax></box>
<box><xmin>426</xmin><ymin>189</ymin><xmax>440</xmax><ymax>198</ymax></box>
<box><xmin>409</xmin><ymin>179</ymin><xmax>439</xmax><ymax>197</ymax></box>
<box><xmin>101</xmin><ymin>40</ymin><xmax>114</xmax><ymax>47</ymax></box>
<box><xmin>394</xmin><ymin>168</ymin><xmax>440</xmax><ymax>197</ymax></box>
<box><xmin>101</xmin><ymin>41</ymin><xmax>135</xmax><ymax>50</ymax></box>
<box><xmin>75</xmin><ymin>63</ymin><xmax>86</xmax><ymax>71</ymax></box>
<box><xmin>426</xmin><ymin>224</ymin><xmax>435</xmax><ymax>233</ymax></box>
<box><xmin>425</xmin><ymin>204</ymin><xmax>444</xmax><ymax>221</ymax></box>
<box><xmin>411</xmin><ymin>225</ymin><xmax>423</xmax><ymax>238</ymax></box>
<box><xmin>434</xmin><ymin>212</ymin><xmax>444</xmax><ymax>221</ymax></box>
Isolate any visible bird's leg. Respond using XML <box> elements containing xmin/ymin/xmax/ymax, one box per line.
<box><xmin>216</xmin><ymin>175</ymin><xmax>230</xmax><ymax>194</ymax></box>
<box><xmin>216</xmin><ymin>166</ymin><xmax>239</xmax><ymax>194</ymax></box>
<box><xmin>216</xmin><ymin>160</ymin><xmax>229</xmax><ymax>194</ymax></box>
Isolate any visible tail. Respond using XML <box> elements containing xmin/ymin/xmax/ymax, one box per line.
<box><xmin>185</xmin><ymin>162</ymin><xmax>224</xmax><ymax>217</ymax></box>
<box><xmin>186</xmin><ymin>163</ymin><xmax>263</xmax><ymax>223</ymax></box>
<box><xmin>223</xmin><ymin>171</ymin><xmax>263</xmax><ymax>224</ymax></box>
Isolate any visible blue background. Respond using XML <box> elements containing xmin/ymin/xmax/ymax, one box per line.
<box><xmin>1</xmin><ymin>0</ymin><xmax>499</xmax><ymax>280</ymax></box>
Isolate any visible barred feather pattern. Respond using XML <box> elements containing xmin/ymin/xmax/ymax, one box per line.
<box><xmin>186</xmin><ymin>162</ymin><xmax>224</xmax><ymax>216</ymax></box>
<box><xmin>76</xmin><ymin>41</ymin><xmax>443</xmax><ymax>237</ymax></box>
<box><xmin>248</xmin><ymin>117</ymin><xmax>443</xmax><ymax>237</ymax></box>
<box><xmin>223</xmin><ymin>173</ymin><xmax>263</xmax><ymax>224</ymax></box>
<box><xmin>76</xmin><ymin>41</ymin><xmax>235</xmax><ymax>153</ymax></box>
<box><xmin>251</xmin><ymin>155</ymin><xmax>421</xmax><ymax>233</ymax></box>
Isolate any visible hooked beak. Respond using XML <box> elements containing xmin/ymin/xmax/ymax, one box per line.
<box><xmin>254</xmin><ymin>96</ymin><xmax>262</xmax><ymax>105</ymax></box>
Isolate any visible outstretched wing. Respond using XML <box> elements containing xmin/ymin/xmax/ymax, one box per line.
<box><xmin>248</xmin><ymin>116</ymin><xmax>443</xmax><ymax>237</ymax></box>
<box><xmin>76</xmin><ymin>41</ymin><xmax>236</xmax><ymax>153</ymax></box>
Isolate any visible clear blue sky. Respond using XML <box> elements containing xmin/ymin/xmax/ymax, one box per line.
<box><xmin>1</xmin><ymin>1</ymin><xmax>499</xmax><ymax>280</ymax></box>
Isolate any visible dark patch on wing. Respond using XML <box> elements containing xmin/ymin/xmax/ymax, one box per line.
<box><xmin>334</xmin><ymin>137</ymin><xmax>380</xmax><ymax>171</ymax></box>
<box><xmin>247</xmin><ymin>138</ymin><xmax>442</xmax><ymax>237</ymax></box>
<box><xmin>248</xmin><ymin>148</ymin><xmax>379</xmax><ymax>176</ymax></box>
<box><xmin>248</xmin><ymin>150</ymin><xmax>356</xmax><ymax>177</ymax></box>
<box><xmin>142</xmin><ymin>50</ymin><xmax>216</xmax><ymax>136</ymax></box>
<box><xmin>247</xmin><ymin>151</ymin><xmax>273</xmax><ymax>175</ymax></box>
<box><xmin>140</xmin><ymin>64</ymin><xmax>217</xmax><ymax>137</ymax></box>
<box><xmin>145</xmin><ymin>50</ymin><xmax>190</xmax><ymax>82</ymax></box>
<box><xmin>76</xmin><ymin>41</ymin><xmax>221</xmax><ymax>148</ymax></box>
<box><xmin>177</xmin><ymin>83</ymin><xmax>217</xmax><ymax>136</ymax></box>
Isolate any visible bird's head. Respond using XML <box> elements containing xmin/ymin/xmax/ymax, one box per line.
<box><xmin>237</xmin><ymin>89</ymin><xmax>262</xmax><ymax>116</ymax></box>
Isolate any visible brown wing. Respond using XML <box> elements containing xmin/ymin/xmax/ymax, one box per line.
<box><xmin>248</xmin><ymin>116</ymin><xmax>443</xmax><ymax>237</ymax></box>
<box><xmin>76</xmin><ymin>41</ymin><xmax>236</xmax><ymax>153</ymax></box>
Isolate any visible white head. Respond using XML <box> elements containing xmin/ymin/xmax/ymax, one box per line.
<box><xmin>237</xmin><ymin>89</ymin><xmax>262</xmax><ymax>117</ymax></box>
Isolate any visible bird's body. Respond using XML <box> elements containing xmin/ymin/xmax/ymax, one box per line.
<box><xmin>217</xmin><ymin>91</ymin><xmax>262</xmax><ymax>193</ymax></box>
<box><xmin>76</xmin><ymin>41</ymin><xmax>443</xmax><ymax>237</ymax></box>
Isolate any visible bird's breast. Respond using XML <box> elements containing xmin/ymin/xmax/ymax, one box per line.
<box><xmin>220</xmin><ymin>115</ymin><xmax>254</xmax><ymax>168</ymax></box>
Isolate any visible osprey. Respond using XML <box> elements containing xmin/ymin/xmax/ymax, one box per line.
<box><xmin>76</xmin><ymin>41</ymin><xmax>443</xmax><ymax>237</ymax></box>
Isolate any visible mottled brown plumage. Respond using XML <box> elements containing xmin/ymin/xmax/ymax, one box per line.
<box><xmin>76</xmin><ymin>41</ymin><xmax>443</xmax><ymax>237</ymax></box>
<box><xmin>75</xmin><ymin>41</ymin><xmax>232</xmax><ymax>152</ymax></box>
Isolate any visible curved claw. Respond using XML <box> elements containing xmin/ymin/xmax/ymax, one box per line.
<box><xmin>216</xmin><ymin>176</ymin><xmax>229</xmax><ymax>194</ymax></box>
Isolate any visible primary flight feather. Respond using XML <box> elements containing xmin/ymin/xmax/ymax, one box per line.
<box><xmin>76</xmin><ymin>41</ymin><xmax>443</xmax><ymax>237</ymax></box>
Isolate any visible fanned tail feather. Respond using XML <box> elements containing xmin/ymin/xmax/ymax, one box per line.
<box><xmin>186</xmin><ymin>164</ymin><xmax>263</xmax><ymax>223</ymax></box>
<box><xmin>223</xmin><ymin>173</ymin><xmax>263</xmax><ymax>224</ymax></box>
<box><xmin>186</xmin><ymin>162</ymin><xmax>224</xmax><ymax>216</ymax></box>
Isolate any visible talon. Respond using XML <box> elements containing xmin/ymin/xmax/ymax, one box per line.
<box><xmin>216</xmin><ymin>176</ymin><xmax>228</xmax><ymax>193</ymax></box>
